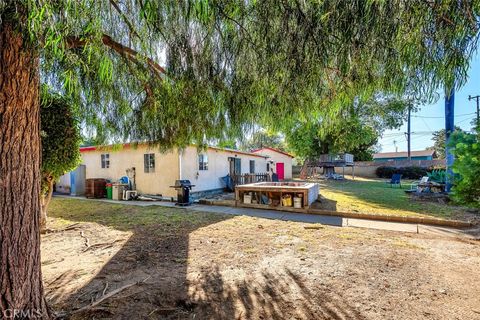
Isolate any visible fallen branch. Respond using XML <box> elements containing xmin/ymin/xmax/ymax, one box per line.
<box><xmin>44</xmin><ymin>223</ymin><xmax>83</xmax><ymax>234</ymax></box>
<box><xmin>82</xmin><ymin>238</ymin><xmax>124</xmax><ymax>252</ymax></box>
<box><xmin>102</xmin><ymin>282</ymin><xmax>109</xmax><ymax>296</ymax></box>
<box><xmin>72</xmin><ymin>277</ymin><xmax>150</xmax><ymax>315</ymax></box>
<box><xmin>80</xmin><ymin>231</ymin><xmax>90</xmax><ymax>248</ymax></box>
<box><xmin>61</xmin><ymin>223</ymin><xmax>82</xmax><ymax>231</ymax></box>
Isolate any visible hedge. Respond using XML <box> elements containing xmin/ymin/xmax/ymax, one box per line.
<box><xmin>375</xmin><ymin>166</ymin><xmax>439</xmax><ymax>180</ymax></box>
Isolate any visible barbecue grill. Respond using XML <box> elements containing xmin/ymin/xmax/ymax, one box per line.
<box><xmin>170</xmin><ymin>180</ymin><xmax>195</xmax><ymax>206</ymax></box>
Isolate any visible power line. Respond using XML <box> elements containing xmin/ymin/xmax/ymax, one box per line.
<box><xmin>411</xmin><ymin>112</ymin><xmax>475</xmax><ymax>119</ymax></box>
<box><xmin>381</xmin><ymin>131</ymin><xmax>434</xmax><ymax>142</ymax></box>
<box><xmin>419</xmin><ymin>117</ymin><xmax>433</xmax><ymax>133</ymax></box>
<box><xmin>410</xmin><ymin>133</ymin><xmax>433</xmax><ymax>141</ymax></box>
<box><xmin>381</xmin><ymin>132</ymin><xmax>405</xmax><ymax>137</ymax></box>
<box><xmin>456</xmin><ymin>116</ymin><xmax>476</xmax><ymax>125</ymax></box>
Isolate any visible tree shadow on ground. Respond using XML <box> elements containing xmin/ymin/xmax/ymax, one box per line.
<box><xmin>46</xmin><ymin>198</ymin><xmax>364</xmax><ymax>319</ymax></box>
<box><xmin>46</xmin><ymin>198</ymin><xmax>230</xmax><ymax>319</ymax></box>
<box><xmin>189</xmin><ymin>266</ymin><xmax>364</xmax><ymax>320</ymax></box>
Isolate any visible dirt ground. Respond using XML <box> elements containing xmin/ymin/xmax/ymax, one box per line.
<box><xmin>43</xmin><ymin>198</ymin><xmax>480</xmax><ymax>319</ymax></box>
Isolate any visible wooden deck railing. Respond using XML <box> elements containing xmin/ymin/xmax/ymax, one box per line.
<box><xmin>312</xmin><ymin>153</ymin><xmax>354</xmax><ymax>167</ymax></box>
<box><xmin>232</xmin><ymin>173</ymin><xmax>270</xmax><ymax>186</ymax></box>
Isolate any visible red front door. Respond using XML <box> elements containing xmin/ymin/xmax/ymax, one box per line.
<box><xmin>276</xmin><ymin>162</ymin><xmax>285</xmax><ymax>180</ymax></box>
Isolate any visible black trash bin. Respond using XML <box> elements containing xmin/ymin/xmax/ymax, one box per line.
<box><xmin>170</xmin><ymin>180</ymin><xmax>195</xmax><ymax>206</ymax></box>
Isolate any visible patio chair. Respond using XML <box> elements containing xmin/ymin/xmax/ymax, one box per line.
<box><xmin>410</xmin><ymin>176</ymin><xmax>429</xmax><ymax>191</ymax></box>
<box><xmin>387</xmin><ymin>174</ymin><xmax>402</xmax><ymax>188</ymax></box>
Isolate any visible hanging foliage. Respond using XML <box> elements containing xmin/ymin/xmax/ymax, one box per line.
<box><xmin>2</xmin><ymin>1</ymin><xmax>478</xmax><ymax>148</ymax></box>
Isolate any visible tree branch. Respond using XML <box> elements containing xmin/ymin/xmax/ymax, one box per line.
<box><xmin>108</xmin><ymin>0</ymin><xmax>140</xmax><ymax>39</ymax></box>
<box><xmin>67</xmin><ymin>34</ymin><xmax>166</xmax><ymax>78</ymax></box>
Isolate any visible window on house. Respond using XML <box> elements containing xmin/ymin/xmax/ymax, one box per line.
<box><xmin>198</xmin><ymin>154</ymin><xmax>208</xmax><ymax>170</ymax></box>
<box><xmin>144</xmin><ymin>153</ymin><xmax>155</xmax><ymax>173</ymax></box>
<box><xmin>249</xmin><ymin>160</ymin><xmax>255</xmax><ymax>174</ymax></box>
<box><xmin>267</xmin><ymin>162</ymin><xmax>270</xmax><ymax>172</ymax></box>
<box><xmin>101</xmin><ymin>154</ymin><xmax>110</xmax><ymax>168</ymax></box>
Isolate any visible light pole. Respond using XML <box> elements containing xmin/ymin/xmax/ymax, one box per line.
<box><xmin>406</xmin><ymin>104</ymin><xmax>411</xmax><ymax>160</ymax></box>
<box><xmin>445</xmin><ymin>87</ymin><xmax>455</xmax><ymax>193</ymax></box>
<box><xmin>468</xmin><ymin>94</ymin><xmax>480</xmax><ymax>125</ymax></box>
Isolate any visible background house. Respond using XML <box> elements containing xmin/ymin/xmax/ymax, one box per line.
<box><xmin>251</xmin><ymin>147</ymin><xmax>294</xmax><ymax>180</ymax></box>
<box><xmin>373</xmin><ymin>150</ymin><xmax>436</xmax><ymax>162</ymax></box>
<box><xmin>57</xmin><ymin>144</ymin><xmax>268</xmax><ymax>198</ymax></box>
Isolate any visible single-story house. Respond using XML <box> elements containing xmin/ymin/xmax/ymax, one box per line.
<box><xmin>373</xmin><ymin>150</ymin><xmax>436</xmax><ymax>162</ymax></box>
<box><xmin>251</xmin><ymin>147</ymin><xmax>294</xmax><ymax>180</ymax></box>
<box><xmin>57</xmin><ymin>144</ymin><xmax>269</xmax><ymax>198</ymax></box>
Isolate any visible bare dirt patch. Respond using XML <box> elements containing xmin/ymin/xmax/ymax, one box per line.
<box><xmin>43</xmin><ymin>198</ymin><xmax>480</xmax><ymax>319</ymax></box>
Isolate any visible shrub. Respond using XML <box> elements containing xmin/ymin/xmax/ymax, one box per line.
<box><xmin>376</xmin><ymin>166</ymin><xmax>428</xmax><ymax>179</ymax></box>
<box><xmin>375</xmin><ymin>166</ymin><xmax>396</xmax><ymax>178</ymax></box>
<box><xmin>450</xmin><ymin>128</ymin><xmax>480</xmax><ymax>207</ymax></box>
<box><xmin>427</xmin><ymin>169</ymin><xmax>447</xmax><ymax>183</ymax></box>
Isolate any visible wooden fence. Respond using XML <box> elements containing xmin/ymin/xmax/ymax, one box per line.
<box><xmin>232</xmin><ymin>173</ymin><xmax>270</xmax><ymax>186</ymax></box>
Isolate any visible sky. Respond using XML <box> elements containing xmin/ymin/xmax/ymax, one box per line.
<box><xmin>378</xmin><ymin>53</ymin><xmax>480</xmax><ymax>153</ymax></box>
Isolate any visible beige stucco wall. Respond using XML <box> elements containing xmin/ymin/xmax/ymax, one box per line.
<box><xmin>180</xmin><ymin>146</ymin><xmax>268</xmax><ymax>192</ymax></box>
<box><xmin>81</xmin><ymin>146</ymin><xmax>180</xmax><ymax>197</ymax></box>
<box><xmin>252</xmin><ymin>149</ymin><xmax>293</xmax><ymax>179</ymax></box>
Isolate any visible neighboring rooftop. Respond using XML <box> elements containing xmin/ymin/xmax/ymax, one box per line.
<box><xmin>251</xmin><ymin>147</ymin><xmax>295</xmax><ymax>158</ymax></box>
<box><xmin>373</xmin><ymin>150</ymin><xmax>436</xmax><ymax>159</ymax></box>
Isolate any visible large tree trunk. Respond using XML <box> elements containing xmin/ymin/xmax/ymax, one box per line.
<box><xmin>299</xmin><ymin>160</ymin><xmax>309</xmax><ymax>180</ymax></box>
<box><xmin>0</xmin><ymin>23</ymin><xmax>50</xmax><ymax>318</ymax></box>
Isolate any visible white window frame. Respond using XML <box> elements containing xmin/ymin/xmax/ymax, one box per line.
<box><xmin>101</xmin><ymin>154</ymin><xmax>110</xmax><ymax>169</ymax></box>
<box><xmin>249</xmin><ymin>160</ymin><xmax>255</xmax><ymax>174</ymax></box>
<box><xmin>144</xmin><ymin>153</ymin><xmax>155</xmax><ymax>173</ymax></box>
<box><xmin>198</xmin><ymin>154</ymin><xmax>208</xmax><ymax>171</ymax></box>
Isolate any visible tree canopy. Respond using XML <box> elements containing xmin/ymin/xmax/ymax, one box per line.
<box><xmin>240</xmin><ymin>130</ymin><xmax>286</xmax><ymax>152</ymax></box>
<box><xmin>2</xmin><ymin>1</ymin><xmax>480</xmax><ymax>316</ymax></box>
<box><xmin>428</xmin><ymin>126</ymin><xmax>465</xmax><ymax>159</ymax></box>
<box><xmin>2</xmin><ymin>1</ymin><xmax>479</xmax><ymax>147</ymax></box>
<box><xmin>284</xmin><ymin>94</ymin><xmax>411</xmax><ymax>162</ymax></box>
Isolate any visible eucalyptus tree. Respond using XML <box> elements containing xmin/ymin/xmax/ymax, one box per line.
<box><xmin>1</xmin><ymin>1</ymin><xmax>479</xmax><ymax>317</ymax></box>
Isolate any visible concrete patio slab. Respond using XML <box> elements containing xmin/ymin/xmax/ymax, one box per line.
<box><xmin>345</xmin><ymin>218</ymin><xmax>418</xmax><ymax>233</ymax></box>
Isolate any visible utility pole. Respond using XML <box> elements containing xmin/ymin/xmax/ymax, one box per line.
<box><xmin>406</xmin><ymin>104</ymin><xmax>412</xmax><ymax>160</ymax></box>
<box><xmin>468</xmin><ymin>94</ymin><xmax>480</xmax><ymax>125</ymax></box>
<box><xmin>445</xmin><ymin>87</ymin><xmax>455</xmax><ymax>193</ymax></box>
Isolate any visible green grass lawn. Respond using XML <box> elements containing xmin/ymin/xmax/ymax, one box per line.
<box><xmin>318</xmin><ymin>178</ymin><xmax>473</xmax><ymax>220</ymax></box>
<box><xmin>47</xmin><ymin>198</ymin><xmax>226</xmax><ymax>232</ymax></box>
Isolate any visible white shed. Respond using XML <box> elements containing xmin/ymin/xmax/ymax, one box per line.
<box><xmin>251</xmin><ymin>147</ymin><xmax>294</xmax><ymax>180</ymax></box>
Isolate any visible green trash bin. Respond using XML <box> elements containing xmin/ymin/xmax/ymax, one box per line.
<box><xmin>106</xmin><ymin>183</ymin><xmax>113</xmax><ymax>199</ymax></box>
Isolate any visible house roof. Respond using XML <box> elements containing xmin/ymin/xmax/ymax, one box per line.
<box><xmin>207</xmin><ymin>146</ymin><xmax>268</xmax><ymax>158</ymax></box>
<box><xmin>251</xmin><ymin>147</ymin><xmax>294</xmax><ymax>158</ymax></box>
<box><xmin>373</xmin><ymin>150</ymin><xmax>435</xmax><ymax>159</ymax></box>
<box><xmin>79</xmin><ymin>144</ymin><xmax>268</xmax><ymax>158</ymax></box>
